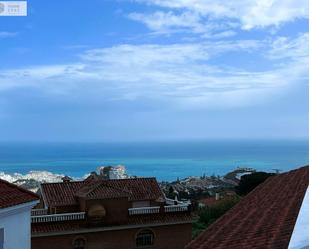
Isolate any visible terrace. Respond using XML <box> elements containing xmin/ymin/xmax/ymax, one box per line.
<box><xmin>31</xmin><ymin>199</ymin><xmax>190</xmax><ymax>223</ymax></box>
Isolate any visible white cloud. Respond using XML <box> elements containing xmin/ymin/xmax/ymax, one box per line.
<box><xmin>0</xmin><ymin>64</ymin><xmax>93</xmax><ymax>95</ymax></box>
<box><xmin>129</xmin><ymin>11</ymin><xmax>208</xmax><ymax>34</ymax></box>
<box><xmin>128</xmin><ymin>10</ymin><xmax>237</xmax><ymax>37</ymax></box>
<box><xmin>0</xmin><ymin>36</ymin><xmax>307</xmax><ymax>109</ymax></box>
<box><xmin>132</xmin><ymin>0</ymin><xmax>309</xmax><ymax>32</ymax></box>
<box><xmin>269</xmin><ymin>33</ymin><xmax>309</xmax><ymax>60</ymax></box>
<box><xmin>202</xmin><ymin>30</ymin><xmax>237</xmax><ymax>39</ymax></box>
<box><xmin>0</xmin><ymin>31</ymin><xmax>18</xmax><ymax>38</ymax></box>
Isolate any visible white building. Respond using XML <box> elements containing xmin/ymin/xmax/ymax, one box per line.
<box><xmin>97</xmin><ymin>165</ymin><xmax>128</xmax><ymax>179</ymax></box>
<box><xmin>0</xmin><ymin>179</ymin><xmax>39</xmax><ymax>249</ymax></box>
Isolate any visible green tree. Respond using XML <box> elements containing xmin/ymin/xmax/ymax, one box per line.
<box><xmin>235</xmin><ymin>172</ymin><xmax>275</xmax><ymax>196</ymax></box>
<box><xmin>192</xmin><ymin>196</ymin><xmax>240</xmax><ymax>238</ymax></box>
<box><xmin>198</xmin><ymin>196</ymin><xmax>240</xmax><ymax>225</ymax></box>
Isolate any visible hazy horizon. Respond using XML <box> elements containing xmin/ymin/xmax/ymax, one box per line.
<box><xmin>1</xmin><ymin>140</ymin><xmax>309</xmax><ymax>180</ymax></box>
<box><xmin>1</xmin><ymin>137</ymin><xmax>309</xmax><ymax>144</ymax></box>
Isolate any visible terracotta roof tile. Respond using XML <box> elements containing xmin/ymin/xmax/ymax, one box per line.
<box><xmin>102</xmin><ymin>178</ymin><xmax>164</xmax><ymax>201</ymax></box>
<box><xmin>76</xmin><ymin>181</ymin><xmax>130</xmax><ymax>199</ymax></box>
<box><xmin>31</xmin><ymin>212</ymin><xmax>192</xmax><ymax>235</ymax></box>
<box><xmin>32</xmin><ymin>222</ymin><xmax>82</xmax><ymax>234</ymax></box>
<box><xmin>40</xmin><ymin>181</ymin><xmax>85</xmax><ymax>207</ymax></box>
<box><xmin>185</xmin><ymin>166</ymin><xmax>309</xmax><ymax>249</ymax></box>
<box><xmin>41</xmin><ymin>177</ymin><xmax>164</xmax><ymax>208</ymax></box>
<box><xmin>0</xmin><ymin>179</ymin><xmax>39</xmax><ymax>209</ymax></box>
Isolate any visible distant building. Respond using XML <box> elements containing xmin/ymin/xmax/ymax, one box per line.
<box><xmin>0</xmin><ymin>179</ymin><xmax>39</xmax><ymax>249</ymax></box>
<box><xmin>97</xmin><ymin>165</ymin><xmax>128</xmax><ymax>179</ymax></box>
<box><xmin>31</xmin><ymin>177</ymin><xmax>192</xmax><ymax>249</ymax></box>
<box><xmin>185</xmin><ymin>166</ymin><xmax>309</xmax><ymax>249</ymax></box>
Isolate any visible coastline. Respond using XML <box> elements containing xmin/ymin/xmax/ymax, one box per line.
<box><xmin>0</xmin><ymin>140</ymin><xmax>309</xmax><ymax>181</ymax></box>
<box><xmin>0</xmin><ymin>166</ymin><xmax>261</xmax><ymax>194</ymax></box>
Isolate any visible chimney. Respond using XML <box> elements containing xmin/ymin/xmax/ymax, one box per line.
<box><xmin>62</xmin><ymin>176</ymin><xmax>72</xmax><ymax>183</ymax></box>
<box><xmin>173</xmin><ymin>191</ymin><xmax>179</xmax><ymax>204</ymax></box>
<box><xmin>215</xmin><ymin>193</ymin><xmax>220</xmax><ymax>201</ymax></box>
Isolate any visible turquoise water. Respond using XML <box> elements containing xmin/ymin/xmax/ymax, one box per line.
<box><xmin>0</xmin><ymin>140</ymin><xmax>309</xmax><ymax>181</ymax></box>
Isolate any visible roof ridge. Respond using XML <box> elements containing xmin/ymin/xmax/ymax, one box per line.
<box><xmin>281</xmin><ymin>165</ymin><xmax>309</xmax><ymax>176</ymax></box>
<box><xmin>185</xmin><ymin>165</ymin><xmax>309</xmax><ymax>249</ymax></box>
<box><xmin>75</xmin><ymin>181</ymin><xmax>102</xmax><ymax>197</ymax></box>
<box><xmin>41</xmin><ymin>176</ymin><xmax>164</xmax><ymax>207</ymax></box>
<box><xmin>199</xmin><ymin>173</ymin><xmax>279</xmax><ymax>238</ymax></box>
<box><xmin>267</xmin><ymin>174</ymin><xmax>304</xmax><ymax>246</ymax></box>
<box><xmin>105</xmin><ymin>177</ymin><xmax>157</xmax><ymax>181</ymax></box>
<box><xmin>100</xmin><ymin>181</ymin><xmax>132</xmax><ymax>195</ymax></box>
<box><xmin>41</xmin><ymin>180</ymin><xmax>83</xmax><ymax>186</ymax></box>
<box><xmin>76</xmin><ymin>180</ymin><xmax>131</xmax><ymax>198</ymax></box>
<box><xmin>41</xmin><ymin>177</ymin><xmax>158</xmax><ymax>185</ymax></box>
<box><xmin>217</xmin><ymin>172</ymin><xmax>290</xmax><ymax>247</ymax></box>
<box><xmin>0</xmin><ymin>178</ymin><xmax>39</xmax><ymax>200</ymax></box>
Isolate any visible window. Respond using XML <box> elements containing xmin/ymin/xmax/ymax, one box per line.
<box><xmin>0</xmin><ymin>228</ymin><xmax>4</xmax><ymax>249</ymax></box>
<box><xmin>88</xmin><ymin>204</ymin><xmax>106</xmax><ymax>223</ymax></box>
<box><xmin>74</xmin><ymin>238</ymin><xmax>85</xmax><ymax>249</ymax></box>
<box><xmin>136</xmin><ymin>230</ymin><xmax>154</xmax><ymax>247</ymax></box>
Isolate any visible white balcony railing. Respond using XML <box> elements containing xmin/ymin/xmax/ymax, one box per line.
<box><xmin>165</xmin><ymin>198</ymin><xmax>176</xmax><ymax>205</ymax></box>
<box><xmin>31</xmin><ymin>212</ymin><xmax>85</xmax><ymax>223</ymax></box>
<box><xmin>31</xmin><ymin>208</ymin><xmax>48</xmax><ymax>216</ymax></box>
<box><xmin>164</xmin><ymin>204</ymin><xmax>189</xmax><ymax>213</ymax></box>
<box><xmin>165</xmin><ymin>198</ymin><xmax>189</xmax><ymax>205</ymax></box>
<box><xmin>128</xmin><ymin>206</ymin><xmax>160</xmax><ymax>215</ymax></box>
<box><xmin>128</xmin><ymin>203</ymin><xmax>189</xmax><ymax>215</ymax></box>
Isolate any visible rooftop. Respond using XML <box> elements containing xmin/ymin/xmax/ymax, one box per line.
<box><xmin>0</xmin><ymin>179</ymin><xmax>39</xmax><ymax>209</ymax></box>
<box><xmin>185</xmin><ymin>165</ymin><xmax>309</xmax><ymax>249</ymax></box>
<box><xmin>32</xmin><ymin>176</ymin><xmax>192</xmax><ymax>237</ymax></box>
<box><xmin>31</xmin><ymin>212</ymin><xmax>192</xmax><ymax>236</ymax></box>
<box><xmin>40</xmin><ymin>177</ymin><xmax>165</xmax><ymax>208</ymax></box>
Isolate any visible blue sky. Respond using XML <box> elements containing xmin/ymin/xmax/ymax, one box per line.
<box><xmin>1</xmin><ymin>0</ymin><xmax>309</xmax><ymax>142</ymax></box>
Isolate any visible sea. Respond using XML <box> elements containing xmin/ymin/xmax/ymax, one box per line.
<box><xmin>0</xmin><ymin>140</ymin><xmax>309</xmax><ymax>181</ymax></box>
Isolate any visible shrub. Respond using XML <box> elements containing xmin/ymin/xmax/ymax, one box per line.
<box><xmin>198</xmin><ymin>196</ymin><xmax>240</xmax><ymax>226</ymax></box>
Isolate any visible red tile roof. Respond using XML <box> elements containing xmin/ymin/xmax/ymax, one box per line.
<box><xmin>40</xmin><ymin>181</ymin><xmax>85</xmax><ymax>207</ymax></box>
<box><xmin>76</xmin><ymin>181</ymin><xmax>130</xmax><ymax>199</ymax></box>
<box><xmin>0</xmin><ymin>179</ymin><xmax>39</xmax><ymax>209</ymax></box>
<box><xmin>102</xmin><ymin>178</ymin><xmax>164</xmax><ymax>201</ymax></box>
<box><xmin>32</xmin><ymin>212</ymin><xmax>192</xmax><ymax>235</ymax></box>
<box><xmin>185</xmin><ymin>166</ymin><xmax>309</xmax><ymax>249</ymax></box>
<box><xmin>32</xmin><ymin>222</ymin><xmax>82</xmax><ymax>234</ymax></box>
<box><xmin>41</xmin><ymin>177</ymin><xmax>164</xmax><ymax>208</ymax></box>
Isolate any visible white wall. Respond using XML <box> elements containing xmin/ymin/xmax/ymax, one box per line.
<box><xmin>0</xmin><ymin>202</ymin><xmax>37</xmax><ymax>249</ymax></box>
<box><xmin>288</xmin><ymin>186</ymin><xmax>309</xmax><ymax>249</ymax></box>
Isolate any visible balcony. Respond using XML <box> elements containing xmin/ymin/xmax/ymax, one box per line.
<box><xmin>31</xmin><ymin>212</ymin><xmax>85</xmax><ymax>223</ymax></box>
<box><xmin>128</xmin><ymin>206</ymin><xmax>160</xmax><ymax>215</ymax></box>
<box><xmin>31</xmin><ymin>199</ymin><xmax>190</xmax><ymax>223</ymax></box>
<box><xmin>128</xmin><ymin>202</ymin><xmax>190</xmax><ymax>216</ymax></box>
<box><xmin>165</xmin><ymin>198</ymin><xmax>191</xmax><ymax>205</ymax></box>
<box><xmin>31</xmin><ymin>208</ymin><xmax>48</xmax><ymax>216</ymax></box>
<box><xmin>164</xmin><ymin>204</ymin><xmax>189</xmax><ymax>213</ymax></box>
